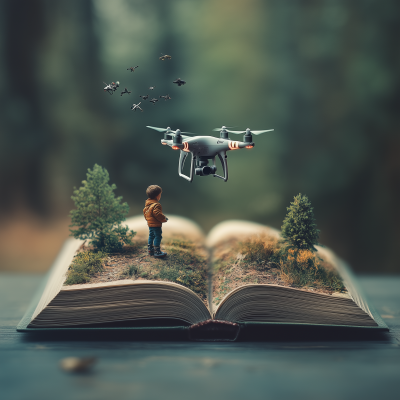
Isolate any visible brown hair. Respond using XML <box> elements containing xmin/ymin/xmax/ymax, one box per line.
<box><xmin>146</xmin><ymin>185</ymin><xmax>162</xmax><ymax>199</ymax></box>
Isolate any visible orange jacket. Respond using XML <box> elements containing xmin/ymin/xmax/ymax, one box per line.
<box><xmin>143</xmin><ymin>199</ymin><xmax>167</xmax><ymax>227</ymax></box>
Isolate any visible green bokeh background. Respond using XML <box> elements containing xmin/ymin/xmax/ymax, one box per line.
<box><xmin>1</xmin><ymin>0</ymin><xmax>399</xmax><ymax>273</ymax></box>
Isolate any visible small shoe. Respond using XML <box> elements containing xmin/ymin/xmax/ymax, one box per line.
<box><xmin>147</xmin><ymin>245</ymin><xmax>154</xmax><ymax>256</ymax></box>
<box><xmin>153</xmin><ymin>246</ymin><xmax>167</xmax><ymax>258</ymax></box>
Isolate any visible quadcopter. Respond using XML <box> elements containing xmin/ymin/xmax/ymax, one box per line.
<box><xmin>173</xmin><ymin>78</ymin><xmax>186</xmax><ymax>86</ymax></box>
<box><xmin>159</xmin><ymin>54</ymin><xmax>172</xmax><ymax>61</ymax></box>
<box><xmin>140</xmin><ymin>94</ymin><xmax>149</xmax><ymax>100</ymax></box>
<box><xmin>146</xmin><ymin>125</ymin><xmax>274</xmax><ymax>182</ymax></box>
<box><xmin>149</xmin><ymin>98</ymin><xmax>159</xmax><ymax>105</ymax></box>
<box><xmin>127</xmin><ymin>66</ymin><xmax>139</xmax><ymax>72</ymax></box>
<box><xmin>131</xmin><ymin>102</ymin><xmax>143</xmax><ymax>112</ymax></box>
<box><xmin>160</xmin><ymin>94</ymin><xmax>172</xmax><ymax>101</ymax></box>
<box><xmin>103</xmin><ymin>81</ymin><xmax>119</xmax><ymax>95</ymax></box>
<box><xmin>120</xmin><ymin>87</ymin><xmax>132</xmax><ymax>96</ymax></box>
<box><xmin>149</xmin><ymin>86</ymin><xmax>156</xmax><ymax>90</ymax></box>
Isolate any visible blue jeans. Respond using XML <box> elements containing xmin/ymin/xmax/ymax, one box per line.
<box><xmin>148</xmin><ymin>227</ymin><xmax>162</xmax><ymax>247</ymax></box>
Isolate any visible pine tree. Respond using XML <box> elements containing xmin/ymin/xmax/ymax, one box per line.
<box><xmin>69</xmin><ymin>164</ymin><xmax>135</xmax><ymax>252</ymax></box>
<box><xmin>281</xmin><ymin>193</ymin><xmax>319</xmax><ymax>252</ymax></box>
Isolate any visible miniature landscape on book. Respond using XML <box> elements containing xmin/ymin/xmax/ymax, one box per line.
<box><xmin>18</xmin><ymin>165</ymin><xmax>385</xmax><ymax>332</ymax></box>
<box><xmin>64</xmin><ymin>221</ymin><xmax>348</xmax><ymax>309</ymax></box>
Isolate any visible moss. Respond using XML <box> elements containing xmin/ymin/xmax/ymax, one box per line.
<box><xmin>278</xmin><ymin>248</ymin><xmax>346</xmax><ymax>292</ymax></box>
<box><xmin>120</xmin><ymin>264</ymin><xmax>139</xmax><ymax>278</ymax></box>
<box><xmin>239</xmin><ymin>236</ymin><xmax>280</xmax><ymax>271</ymax></box>
<box><xmin>65</xmin><ymin>250</ymin><xmax>107</xmax><ymax>285</ymax></box>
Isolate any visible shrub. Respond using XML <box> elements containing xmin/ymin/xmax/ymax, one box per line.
<box><xmin>65</xmin><ymin>250</ymin><xmax>107</xmax><ymax>285</ymax></box>
<box><xmin>279</xmin><ymin>249</ymin><xmax>345</xmax><ymax>291</ymax></box>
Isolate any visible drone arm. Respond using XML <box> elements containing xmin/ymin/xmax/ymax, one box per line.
<box><xmin>178</xmin><ymin>151</ymin><xmax>194</xmax><ymax>182</ymax></box>
<box><xmin>213</xmin><ymin>151</ymin><xmax>228</xmax><ymax>182</ymax></box>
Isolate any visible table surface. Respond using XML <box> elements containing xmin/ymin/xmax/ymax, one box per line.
<box><xmin>0</xmin><ymin>273</ymin><xmax>399</xmax><ymax>400</ymax></box>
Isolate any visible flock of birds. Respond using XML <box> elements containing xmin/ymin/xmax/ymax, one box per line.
<box><xmin>102</xmin><ymin>54</ymin><xmax>186</xmax><ymax>112</ymax></box>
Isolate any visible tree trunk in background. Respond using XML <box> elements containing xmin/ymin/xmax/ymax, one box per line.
<box><xmin>0</xmin><ymin>0</ymin><xmax>112</xmax><ymax>218</ymax></box>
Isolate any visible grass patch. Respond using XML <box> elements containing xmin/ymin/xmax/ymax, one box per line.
<box><xmin>151</xmin><ymin>239</ymin><xmax>208</xmax><ymax>300</ymax></box>
<box><xmin>120</xmin><ymin>264</ymin><xmax>139</xmax><ymax>278</ymax></box>
<box><xmin>237</xmin><ymin>236</ymin><xmax>345</xmax><ymax>293</ymax></box>
<box><xmin>239</xmin><ymin>236</ymin><xmax>279</xmax><ymax>271</ymax></box>
<box><xmin>157</xmin><ymin>263</ymin><xmax>207</xmax><ymax>300</ymax></box>
<box><xmin>65</xmin><ymin>250</ymin><xmax>107</xmax><ymax>285</ymax></box>
<box><xmin>279</xmin><ymin>248</ymin><xmax>346</xmax><ymax>292</ymax></box>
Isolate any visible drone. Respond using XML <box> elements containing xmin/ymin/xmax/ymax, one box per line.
<box><xmin>127</xmin><ymin>66</ymin><xmax>139</xmax><ymax>72</ymax></box>
<box><xmin>140</xmin><ymin>94</ymin><xmax>149</xmax><ymax>100</ymax></box>
<box><xmin>149</xmin><ymin>86</ymin><xmax>156</xmax><ymax>90</ymax></box>
<box><xmin>146</xmin><ymin>125</ymin><xmax>274</xmax><ymax>182</ymax></box>
<box><xmin>149</xmin><ymin>98</ymin><xmax>159</xmax><ymax>105</ymax></box>
<box><xmin>173</xmin><ymin>78</ymin><xmax>186</xmax><ymax>87</ymax></box>
<box><xmin>131</xmin><ymin>102</ymin><xmax>143</xmax><ymax>112</ymax></box>
<box><xmin>160</xmin><ymin>94</ymin><xmax>172</xmax><ymax>101</ymax></box>
<box><xmin>120</xmin><ymin>87</ymin><xmax>132</xmax><ymax>96</ymax></box>
<box><xmin>103</xmin><ymin>81</ymin><xmax>120</xmax><ymax>95</ymax></box>
<box><xmin>159</xmin><ymin>54</ymin><xmax>172</xmax><ymax>61</ymax></box>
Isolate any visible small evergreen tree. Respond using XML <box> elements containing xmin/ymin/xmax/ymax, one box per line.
<box><xmin>69</xmin><ymin>164</ymin><xmax>135</xmax><ymax>252</ymax></box>
<box><xmin>281</xmin><ymin>193</ymin><xmax>320</xmax><ymax>252</ymax></box>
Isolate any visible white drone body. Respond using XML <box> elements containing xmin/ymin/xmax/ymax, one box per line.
<box><xmin>146</xmin><ymin>125</ymin><xmax>274</xmax><ymax>182</ymax></box>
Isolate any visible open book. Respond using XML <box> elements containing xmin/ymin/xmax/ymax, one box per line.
<box><xmin>17</xmin><ymin>216</ymin><xmax>388</xmax><ymax>340</ymax></box>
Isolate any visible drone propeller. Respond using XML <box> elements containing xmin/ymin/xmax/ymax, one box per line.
<box><xmin>227</xmin><ymin>129</ymin><xmax>274</xmax><ymax>135</ymax></box>
<box><xmin>146</xmin><ymin>126</ymin><xmax>172</xmax><ymax>133</ymax></box>
<box><xmin>212</xmin><ymin>126</ymin><xmax>236</xmax><ymax>132</ymax></box>
<box><xmin>146</xmin><ymin>126</ymin><xmax>195</xmax><ymax>136</ymax></box>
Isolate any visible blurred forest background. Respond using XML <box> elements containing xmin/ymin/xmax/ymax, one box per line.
<box><xmin>0</xmin><ymin>0</ymin><xmax>399</xmax><ymax>273</ymax></box>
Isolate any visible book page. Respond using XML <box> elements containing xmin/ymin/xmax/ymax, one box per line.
<box><xmin>207</xmin><ymin>220</ymin><xmax>349</xmax><ymax>311</ymax></box>
<box><xmin>63</xmin><ymin>215</ymin><xmax>209</xmax><ymax>305</ymax></box>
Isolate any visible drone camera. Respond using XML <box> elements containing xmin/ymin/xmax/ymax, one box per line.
<box><xmin>195</xmin><ymin>166</ymin><xmax>217</xmax><ymax>176</ymax></box>
<box><xmin>195</xmin><ymin>157</ymin><xmax>217</xmax><ymax>176</ymax></box>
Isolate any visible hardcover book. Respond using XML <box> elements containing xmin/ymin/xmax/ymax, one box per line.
<box><xmin>17</xmin><ymin>216</ymin><xmax>388</xmax><ymax>341</ymax></box>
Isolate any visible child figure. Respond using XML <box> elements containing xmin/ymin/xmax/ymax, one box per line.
<box><xmin>143</xmin><ymin>185</ymin><xmax>168</xmax><ymax>258</ymax></box>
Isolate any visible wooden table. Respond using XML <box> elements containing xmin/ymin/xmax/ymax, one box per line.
<box><xmin>1</xmin><ymin>274</ymin><xmax>399</xmax><ymax>399</ymax></box>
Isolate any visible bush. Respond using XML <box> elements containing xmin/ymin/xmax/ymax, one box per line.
<box><xmin>279</xmin><ymin>248</ymin><xmax>345</xmax><ymax>292</ymax></box>
<box><xmin>65</xmin><ymin>250</ymin><xmax>107</xmax><ymax>285</ymax></box>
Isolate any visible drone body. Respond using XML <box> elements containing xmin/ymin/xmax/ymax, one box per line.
<box><xmin>120</xmin><ymin>87</ymin><xmax>131</xmax><ymax>96</ymax></box>
<box><xmin>149</xmin><ymin>98</ymin><xmax>159</xmax><ymax>105</ymax></box>
<box><xmin>131</xmin><ymin>102</ymin><xmax>143</xmax><ymax>112</ymax></box>
<box><xmin>140</xmin><ymin>94</ymin><xmax>149</xmax><ymax>100</ymax></box>
<box><xmin>173</xmin><ymin>78</ymin><xmax>186</xmax><ymax>86</ymax></box>
<box><xmin>146</xmin><ymin>125</ymin><xmax>274</xmax><ymax>182</ymax></box>
<box><xmin>127</xmin><ymin>66</ymin><xmax>139</xmax><ymax>72</ymax></box>
<box><xmin>159</xmin><ymin>54</ymin><xmax>172</xmax><ymax>61</ymax></box>
<box><xmin>160</xmin><ymin>94</ymin><xmax>172</xmax><ymax>101</ymax></box>
<box><xmin>103</xmin><ymin>81</ymin><xmax>120</xmax><ymax>95</ymax></box>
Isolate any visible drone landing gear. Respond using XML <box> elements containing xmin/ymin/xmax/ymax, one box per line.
<box><xmin>178</xmin><ymin>152</ymin><xmax>228</xmax><ymax>182</ymax></box>
<box><xmin>178</xmin><ymin>151</ymin><xmax>194</xmax><ymax>182</ymax></box>
<box><xmin>213</xmin><ymin>152</ymin><xmax>228</xmax><ymax>182</ymax></box>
